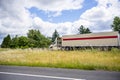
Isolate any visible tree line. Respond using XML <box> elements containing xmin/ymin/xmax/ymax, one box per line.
<box><xmin>1</xmin><ymin>29</ymin><xmax>51</xmax><ymax>48</ymax></box>
<box><xmin>1</xmin><ymin>16</ymin><xmax>120</xmax><ymax>48</ymax></box>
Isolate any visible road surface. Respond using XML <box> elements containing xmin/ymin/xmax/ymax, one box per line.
<box><xmin>0</xmin><ymin>65</ymin><xmax>120</xmax><ymax>80</ymax></box>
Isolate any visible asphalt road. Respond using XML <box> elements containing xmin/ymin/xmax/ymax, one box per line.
<box><xmin>0</xmin><ymin>65</ymin><xmax>120</xmax><ymax>80</ymax></box>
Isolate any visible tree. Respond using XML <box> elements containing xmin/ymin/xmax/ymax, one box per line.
<box><xmin>52</xmin><ymin>30</ymin><xmax>59</xmax><ymax>42</ymax></box>
<box><xmin>10</xmin><ymin>35</ymin><xmax>19</xmax><ymax>48</ymax></box>
<box><xmin>1</xmin><ymin>29</ymin><xmax>51</xmax><ymax>49</ymax></box>
<box><xmin>27</xmin><ymin>29</ymin><xmax>51</xmax><ymax>48</ymax></box>
<box><xmin>1</xmin><ymin>34</ymin><xmax>11</xmax><ymax>48</ymax></box>
<box><xmin>78</xmin><ymin>25</ymin><xmax>85</xmax><ymax>34</ymax></box>
<box><xmin>111</xmin><ymin>16</ymin><xmax>120</xmax><ymax>31</ymax></box>
<box><xmin>78</xmin><ymin>25</ymin><xmax>91</xmax><ymax>34</ymax></box>
<box><xmin>27</xmin><ymin>29</ymin><xmax>40</xmax><ymax>40</ymax></box>
<box><xmin>18</xmin><ymin>36</ymin><xmax>29</xmax><ymax>48</ymax></box>
<box><xmin>86</xmin><ymin>28</ymin><xmax>91</xmax><ymax>33</ymax></box>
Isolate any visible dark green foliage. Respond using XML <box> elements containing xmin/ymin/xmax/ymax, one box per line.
<box><xmin>1</xmin><ymin>29</ymin><xmax>51</xmax><ymax>49</ymax></box>
<box><xmin>28</xmin><ymin>39</ymin><xmax>37</xmax><ymax>48</ymax></box>
<box><xmin>86</xmin><ymin>28</ymin><xmax>91</xmax><ymax>33</ymax></box>
<box><xmin>78</xmin><ymin>25</ymin><xmax>91</xmax><ymax>34</ymax></box>
<box><xmin>52</xmin><ymin>30</ymin><xmax>59</xmax><ymax>42</ymax></box>
<box><xmin>10</xmin><ymin>35</ymin><xmax>19</xmax><ymax>48</ymax></box>
<box><xmin>27</xmin><ymin>29</ymin><xmax>51</xmax><ymax>48</ymax></box>
<box><xmin>18</xmin><ymin>36</ymin><xmax>29</xmax><ymax>48</ymax></box>
<box><xmin>1</xmin><ymin>34</ymin><xmax>11</xmax><ymax>48</ymax></box>
<box><xmin>111</xmin><ymin>16</ymin><xmax>120</xmax><ymax>31</ymax></box>
<box><xmin>27</xmin><ymin>29</ymin><xmax>41</xmax><ymax>40</ymax></box>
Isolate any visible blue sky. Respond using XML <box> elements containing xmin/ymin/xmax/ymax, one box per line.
<box><xmin>0</xmin><ymin>0</ymin><xmax>120</xmax><ymax>44</ymax></box>
<box><xmin>29</xmin><ymin>0</ymin><xmax>97</xmax><ymax>23</ymax></box>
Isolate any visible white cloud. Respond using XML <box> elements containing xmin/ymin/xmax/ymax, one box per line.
<box><xmin>25</xmin><ymin>0</ymin><xmax>84</xmax><ymax>17</ymax></box>
<box><xmin>0</xmin><ymin>0</ymin><xmax>84</xmax><ymax>38</ymax></box>
<box><xmin>0</xmin><ymin>0</ymin><xmax>120</xmax><ymax>44</ymax></box>
<box><xmin>33</xmin><ymin>17</ymin><xmax>75</xmax><ymax>36</ymax></box>
<box><xmin>0</xmin><ymin>0</ymin><xmax>33</xmax><ymax>36</ymax></box>
<box><xmin>81</xmin><ymin>0</ymin><xmax>120</xmax><ymax>32</ymax></box>
<box><xmin>32</xmin><ymin>16</ymin><xmax>95</xmax><ymax>36</ymax></box>
<box><xmin>26</xmin><ymin>0</ymin><xmax>84</xmax><ymax>12</ymax></box>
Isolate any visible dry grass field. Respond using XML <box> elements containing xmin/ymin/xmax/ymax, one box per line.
<box><xmin>0</xmin><ymin>48</ymin><xmax>120</xmax><ymax>71</ymax></box>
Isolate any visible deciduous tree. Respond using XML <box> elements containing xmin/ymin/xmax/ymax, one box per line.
<box><xmin>10</xmin><ymin>35</ymin><xmax>19</xmax><ymax>48</ymax></box>
<box><xmin>18</xmin><ymin>36</ymin><xmax>29</xmax><ymax>48</ymax></box>
<box><xmin>111</xmin><ymin>16</ymin><xmax>120</xmax><ymax>31</ymax></box>
<box><xmin>27</xmin><ymin>29</ymin><xmax>51</xmax><ymax>48</ymax></box>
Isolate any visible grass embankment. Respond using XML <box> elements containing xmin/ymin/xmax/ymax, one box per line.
<box><xmin>0</xmin><ymin>48</ymin><xmax>120</xmax><ymax>71</ymax></box>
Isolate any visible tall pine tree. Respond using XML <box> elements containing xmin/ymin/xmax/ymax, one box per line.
<box><xmin>1</xmin><ymin>34</ymin><xmax>11</xmax><ymax>48</ymax></box>
<box><xmin>52</xmin><ymin>30</ymin><xmax>59</xmax><ymax>42</ymax></box>
<box><xmin>78</xmin><ymin>25</ymin><xmax>91</xmax><ymax>34</ymax></box>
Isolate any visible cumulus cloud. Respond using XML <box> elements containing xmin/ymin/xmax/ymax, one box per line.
<box><xmin>0</xmin><ymin>0</ymin><xmax>84</xmax><ymax>43</ymax></box>
<box><xmin>0</xmin><ymin>0</ymin><xmax>120</xmax><ymax>44</ymax></box>
<box><xmin>33</xmin><ymin>17</ymin><xmax>76</xmax><ymax>36</ymax></box>
<box><xmin>0</xmin><ymin>0</ymin><xmax>33</xmax><ymax>35</ymax></box>
<box><xmin>81</xmin><ymin>0</ymin><xmax>120</xmax><ymax>32</ymax></box>
<box><xmin>0</xmin><ymin>0</ymin><xmax>33</xmax><ymax>43</ymax></box>
<box><xmin>26</xmin><ymin>0</ymin><xmax>84</xmax><ymax>11</ymax></box>
<box><xmin>25</xmin><ymin>0</ymin><xmax>84</xmax><ymax>17</ymax></box>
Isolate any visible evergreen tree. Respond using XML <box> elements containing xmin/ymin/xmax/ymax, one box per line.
<box><xmin>78</xmin><ymin>25</ymin><xmax>91</xmax><ymax>34</ymax></box>
<box><xmin>86</xmin><ymin>28</ymin><xmax>91</xmax><ymax>33</ymax></box>
<box><xmin>78</xmin><ymin>25</ymin><xmax>85</xmax><ymax>34</ymax></box>
<box><xmin>111</xmin><ymin>16</ymin><xmax>120</xmax><ymax>31</ymax></box>
<box><xmin>52</xmin><ymin>30</ymin><xmax>59</xmax><ymax>42</ymax></box>
<box><xmin>1</xmin><ymin>34</ymin><xmax>11</xmax><ymax>48</ymax></box>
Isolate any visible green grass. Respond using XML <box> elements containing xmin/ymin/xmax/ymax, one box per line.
<box><xmin>0</xmin><ymin>48</ymin><xmax>120</xmax><ymax>71</ymax></box>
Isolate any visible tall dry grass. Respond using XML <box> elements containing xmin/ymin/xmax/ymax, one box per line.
<box><xmin>0</xmin><ymin>48</ymin><xmax>120</xmax><ymax>71</ymax></box>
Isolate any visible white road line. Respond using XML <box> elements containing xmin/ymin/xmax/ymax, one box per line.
<box><xmin>0</xmin><ymin>71</ymin><xmax>85</xmax><ymax>80</ymax></box>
